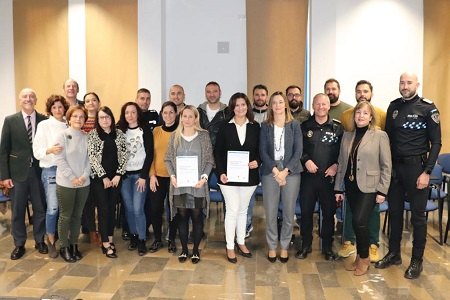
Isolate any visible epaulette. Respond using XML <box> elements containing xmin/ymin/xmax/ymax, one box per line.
<box><xmin>390</xmin><ymin>98</ymin><xmax>401</xmax><ymax>103</ymax></box>
<box><xmin>332</xmin><ymin>118</ymin><xmax>341</xmax><ymax>124</ymax></box>
<box><xmin>421</xmin><ymin>98</ymin><xmax>433</xmax><ymax>105</ymax></box>
<box><xmin>149</xmin><ymin>109</ymin><xmax>158</xmax><ymax>112</ymax></box>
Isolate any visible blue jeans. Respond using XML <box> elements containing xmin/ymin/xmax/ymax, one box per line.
<box><xmin>42</xmin><ymin>166</ymin><xmax>58</xmax><ymax>235</ymax></box>
<box><xmin>121</xmin><ymin>173</ymin><xmax>147</xmax><ymax>240</ymax></box>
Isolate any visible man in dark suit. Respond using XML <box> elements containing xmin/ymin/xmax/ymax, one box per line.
<box><xmin>0</xmin><ymin>88</ymin><xmax>48</xmax><ymax>260</ymax></box>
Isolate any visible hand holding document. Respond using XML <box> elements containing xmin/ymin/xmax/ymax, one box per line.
<box><xmin>176</xmin><ymin>156</ymin><xmax>199</xmax><ymax>187</ymax></box>
<box><xmin>226</xmin><ymin>151</ymin><xmax>249</xmax><ymax>183</ymax></box>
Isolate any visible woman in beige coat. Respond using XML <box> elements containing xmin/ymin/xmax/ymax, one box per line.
<box><xmin>335</xmin><ymin>101</ymin><xmax>391</xmax><ymax>276</ymax></box>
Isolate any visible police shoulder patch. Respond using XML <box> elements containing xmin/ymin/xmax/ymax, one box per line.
<box><xmin>431</xmin><ymin>111</ymin><xmax>440</xmax><ymax>124</ymax></box>
<box><xmin>421</xmin><ymin>98</ymin><xmax>433</xmax><ymax>104</ymax></box>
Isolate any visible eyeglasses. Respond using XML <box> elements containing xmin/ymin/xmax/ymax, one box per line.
<box><xmin>98</xmin><ymin>115</ymin><xmax>111</xmax><ymax>120</ymax></box>
<box><xmin>287</xmin><ymin>93</ymin><xmax>302</xmax><ymax>99</ymax></box>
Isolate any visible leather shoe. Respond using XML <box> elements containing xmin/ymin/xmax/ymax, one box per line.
<box><xmin>35</xmin><ymin>242</ymin><xmax>48</xmax><ymax>254</ymax></box>
<box><xmin>167</xmin><ymin>240</ymin><xmax>177</xmax><ymax>253</ymax></box>
<box><xmin>404</xmin><ymin>257</ymin><xmax>423</xmax><ymax>279</ymax></box>
<box><xmin>267</xmin><ymin>252</ymin><xmax>277</xmax><ymax>263</ymax></box>
<box><xmin>149</xmin><ymin>241</ymin><xmax>163</xmax><ymax>253</ymax></box>
<box><xmin>60</xmin><ymin>247</ymin><xmax>76</xmax><ymax>263</ymax></box>
<box><xmin>236</xmin><ymin>244</ymin><xmax>252</xmax><ymax>258</ymax></box>
<box><xmin>70</xmin><ymin>244</ymin><xmax>82</xmax><ymax>260</ymax></box>
<box><xmin>11</xmin><ymin>246</ymin><xmax>26</xmax><ymax>260</ymax></box>
<box><xmin>374</xmin><ymin>252</ymin><xmax>402</xmax><ymax>269</ymax></box>
<box><xmin>323</xmin><ymin>249</ymin><xmax>337</xmax><ymax>261</ymax></box>
<box><xmin>226</xmin><ymin>249</ymin><xmax>237</xmax><ymax>264</ymax></box>
<box><xmin>295</xmin><ymin>246</ymin><xmax>312</xmax><ymax>259</ymax></box>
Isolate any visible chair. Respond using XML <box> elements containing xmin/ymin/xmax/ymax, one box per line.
<box><xmin>208</xmin><ymin>173</ymin><xmax>225</xmax><ymax>217</ymax></box>
<box><xmin>404</xmin><ymin>164</ymin><xmax>446</xmax><ymax>245</ymax></box>
<box><xmin>379</xmin><ymin>200</ymin><xmax>389</xmax><ymax>234</ymax></box>
<box><xmin>438</xmin><ymin>153</ymin><xmax>450</xmax><ymax>243</ymax></box>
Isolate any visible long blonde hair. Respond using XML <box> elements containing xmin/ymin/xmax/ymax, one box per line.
<box><xmin>265</xmin><ymin>91</ymin><xmax>294</xmax><ymax>124</ymax></box>
<box><xmin>173</xmin><ymin>105</ymin><xmax>206</xmax><ymax>148</ymax></box>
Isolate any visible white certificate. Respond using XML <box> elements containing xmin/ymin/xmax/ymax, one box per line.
<box><xmin>176</xmin><ymin>156</ymin><xmax>199</xmax><ymax>187</ymax></box>
<box><xmin>227</xmin><ymin>151</ymin><xmax>249</xmax><ymax>183</ymax></box>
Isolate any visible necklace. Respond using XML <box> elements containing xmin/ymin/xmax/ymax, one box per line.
<box><xmin>274</xmin><ymin>126</ymin><xmax>285</xmax><ymax>152</ymax></box>
<box><xmin>348</xmin><ymin>137</ymin><xmax>363</xmax><ymax>181</ymax></box>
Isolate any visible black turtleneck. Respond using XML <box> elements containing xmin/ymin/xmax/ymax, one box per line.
<box><xmin>346</xmin><ymin>125</ymin><xmax>369</xmax><ymax>180</ymax></box>
<box><xmin>162</xmin><ymin>120</ymin><xmax>178</xmax><ymax>132</ymax></box>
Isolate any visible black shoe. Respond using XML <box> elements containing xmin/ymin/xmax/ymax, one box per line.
<box><xmin>322</xmin><ymin>249</ymin><xmax>337</xmax><ymax>261</ymax></box>
<box><xmin>191</xmin><ymin>253</ymin><xmax>200</xmax><ymax>264</ymax></box>
<box><xmin>70</xmin><ymin>244</ymin><xmax>82</xmax><ymax>260</ymax></box>
<box><xmin>167</xmin><ymin>240</ymin><xmax>177</xmax><ymax>253</ymax></box>
<box><xmin>149</xmin><ymin>241</ymin><xmax>163</xmax><ymax>253</ymax></box>
<box><xmin>102</xmin><ymin>244</ymin><xmax>118</xmax><ymax>258</ymax></box>
<box><xmin>404</xmin><ymin>257</ymin><xmax>423</xmax><ymax>279</ymax></box>
<box><xmin>10</xmin><ymin>246</ymin><xmax>26</xmax><ymax>260</ymax></box>
<box><xmin>375</xmin><ymin>252</ymin><xmax>402</xmax><ymax>269</ymax></box>
<box><xmin>138</xmin><ymin>239</ymin><xmax>147</xmax><ymax>256</ymax></box>
<box><xmin>279</xmin><ymin>255</ymin><xmax>289</xmax><ymax>263</ymax></box>
<box><xmin>110</xmin><ymin>242</ymin><xmax>117</xmax><ymax>254</ymax></box>
<box><xmin>122</xmin><ymin>231</ymin><xmax>131</xmax><ymax>241</ymax></box>
<box><xmin>60</xmin><ymin>247</ymin><xmax>76</xmax><ymax>263</ymax></box>
<box><xmin>236</xmin><ymin>244</ymin><xmax>252</xmax><ymax>258</ymax></box>
<box><xmin>35</xmin><ymin>242</ymin><xmax>48</xmax><ymax>254</ymax></box>
<box><xmin>295</xmin><ymin>246</ymin><xmax>312</xmax><ymax>259</ymax></box>
<box><xmin>226</xmin><ymin>249</ymin><xmax>237</xmax><ymax>264</ymax></box>
<box><xmin>267</xmin><ymin>252</ymin><xmax>277</xmax><ymax>263</ymax></box>
<box><xmin>128</xmin><ymin>234</ymin><xmax>138</xmax><ymax>251</ymax></box>
<box><xmin>178</xmin><ymin>251</ymin><xmax>188</xmax><ymax>263</ymax></box>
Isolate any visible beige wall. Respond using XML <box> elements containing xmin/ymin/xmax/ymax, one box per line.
<box><xmin>85</xmin><ymin>0</ymin><xmax>138</xmax><ymax>118</ymax></box>
<box><xmin>13</xmin><ymin>0</ymin><xmax>69</xmax><ymax>114</ymax></box>
<box><xmin>423</xmin><ymin>0</ymin><xmax>450</xmax><ymax>152</ymax></box>
<box><xmin>246</xmin><ymin>0</ymin><xmax>308</xmax><ymax>97</ymax></box>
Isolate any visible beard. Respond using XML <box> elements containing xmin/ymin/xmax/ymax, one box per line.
<box><xmin>254</xmin><ymin>100</ymin><xmax>266</xmax><ymax>108</ymax></box>
<box><xmin>289</xmin><ymin>99</ymin><xmax>301</xmax><ymax>110</ymax></box>
<box><xmin>328</xmin><ymin>93</ymin><xmax>339</xmax><ymax>104</ymax></box>
<box><xmin>400</xmin><ymin>89</ymin><xmax>416</xmax><ymax>99</ymax></box>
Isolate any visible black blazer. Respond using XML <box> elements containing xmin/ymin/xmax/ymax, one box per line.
<box><xmin>214</xmin><ymin>121</ymin><xmax>261</xmax><ymax>186</ymax></box>
<box><xmin>0</xmin><ymin>111</ymin><xmax>47</xmax><ymax>181</ymax></box>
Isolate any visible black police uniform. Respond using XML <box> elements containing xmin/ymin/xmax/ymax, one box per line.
<box><xmin>385</xmin><ymin>95</ymin><xmax>441</xmax><ymax>259</ymax></box>
<box><xmin>299</xmin><ymin>116</ymin><xmax>343</xmax><ymax>252</ymax></box>
<box><xmin>142</xmin><ymin>110</ymin><xmax>159</xmax><ymax>130</ymax></box>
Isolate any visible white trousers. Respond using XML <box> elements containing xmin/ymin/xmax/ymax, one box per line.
<box><xmin>219</xmin><ymin>184</ymin><xmax>257</xmax><ymax>249</ymax></box>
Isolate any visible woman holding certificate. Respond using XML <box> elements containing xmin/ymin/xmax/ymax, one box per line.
<box><xmin>260</xmin><ymin>91</ymin><xmax>303</xmax><ymax>263</ymax></box>
<box><xmin>165</xmin><ymin>105</ymin><xmax>214</xmax><ymax>264</ymax></box>
<box><xmin>335</xmin><ymin>101</ymin><xmax>391</xmax><ymax>276</ymax></box>
<box><xmin>214</xmin><ymin>93</ymin><xmax>260</xmax><ymax>264</ymax></box>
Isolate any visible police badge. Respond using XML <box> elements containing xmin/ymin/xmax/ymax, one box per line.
<box><xmin>392</xmin><ymin>110</ymin><xmax>398</xmax><ymax>119</ymax></box>
<box><xmin>307</xmin><ymin>130</ymin><xmax>313</xmax><ymax>137</ymax></box>
<box><xmin>431</xmin><ymin>112</ymin><xmax>440</xmax><ymax>124</ymax></box>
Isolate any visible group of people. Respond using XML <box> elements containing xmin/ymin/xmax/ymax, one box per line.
<box><xmin>0</xmin><ymin>72</ymin><xmax>441</xmax><ymax>279</ymax></box>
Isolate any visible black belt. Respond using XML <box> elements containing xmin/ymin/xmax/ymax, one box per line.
<box><xmin>393</xmin><ymin>155</ymin><xmax>426</xmax><ymax>164</ymax></box>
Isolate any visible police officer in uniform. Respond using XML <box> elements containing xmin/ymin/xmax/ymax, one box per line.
<box><xmin>375</xmin><ymin>72</ymin><xmax>441</xmax><ymax>279</ymax></box>
<box><xmin>295</xmin><ymin>93</ymin><xmax>343</xmax><ymax>261</ymax></box>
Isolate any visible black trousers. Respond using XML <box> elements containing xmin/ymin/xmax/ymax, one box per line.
<box><xmin>81</xmin><ymin>185</ymin><xmax>97</xmax><ymax>232</ymax></box>
<box><xmin>148</xmin><ymin>176</ymin><xmax>177</xmax><ymax>242</ymax></box>
<box><xmin>10</xmin><ymin>166</ymin><xmax>46</xmax><ymax>246</ymax></box>
<box><xmin>300</xmin><ymin>173</ymin><xmax>336</xmax><ymax>250</ymax></box>
<box><xmin>388</xmin><ymin>161</ymin><xmax>428</xmax><ymax>259</ymax></box>
<box><xmin>91</xmin><ymin>178</ymin><xmax>120</xmax><ymax>242</ymax></box>
<box><xmin>346</xmin><ymin>180</ymin><xmax>376</xmax><ymax>259</ymax></box>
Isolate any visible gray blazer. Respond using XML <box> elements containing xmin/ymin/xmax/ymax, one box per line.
<box><xmin>334</xmin><ymin>129</ymin><xmax>392</xmax><ymax>194</ymax></box>
<box><xmin>259</xmin><ymin>120</ymin><xmax>303</xmax><ymax>175</ymax></box>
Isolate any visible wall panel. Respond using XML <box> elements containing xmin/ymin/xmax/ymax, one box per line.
<box><xmin>85</xmin><ymin>0</ymin><xmax>138</xmax><ymax>117</ymax></box>
<box><xmin>13</xmin><ymin>0</ymin><xmax>69</xmax><ymax>113</ymax></box>
<box><xmin>247</xmin><ymin>0</ymin><xmax>308</xmax><ymax>97</ymax></box>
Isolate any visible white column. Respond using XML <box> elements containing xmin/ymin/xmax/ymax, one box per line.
<box><xmin>0</xmin><ymin>0</ymin><xmax>16</xmax><ymax>133</ymax></box>
<box><xmin>68</xmin><ymin>0</ymin><xmax>87</xmax><ymax>96</ymax></box>
<box><xmin>138</xmin><ymin>0</ymin><xmax>163</xmax><ymax>111</ymax></box>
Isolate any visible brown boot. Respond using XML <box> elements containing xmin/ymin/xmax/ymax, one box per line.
<box><xmin>345</xmin><ymin>254</ymin><xmax>359</xmax><ymax>271</ymax></box>
<box><xmin>354</xmin><ymin>257</ymin><xmax>370</xmax><ymax>276</ymax></box>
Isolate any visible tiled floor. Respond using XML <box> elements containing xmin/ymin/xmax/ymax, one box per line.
<box><xmin>0</xmin><ymin>200</ymin><xmax>449</xmax><ymax>300</ymax></box>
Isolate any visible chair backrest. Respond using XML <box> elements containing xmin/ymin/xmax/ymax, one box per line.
<box><xmin>438</xmin><ymin>153</ymin><xmax>450</xmax><ymax>174</ymax></box>
<box><xmin>430</xmin><ymin>164</ymin><xmax>443</xmax><ymax>185</ymax></box>
<box><xmin>0</xmin><ymin>189</ymin><xmax>10</xmax><ymax>203</ymax></box>
<box><xmin>208</xmin><ymin>172</ymin><xmax>220</xmax><ymax>190</ymax></box>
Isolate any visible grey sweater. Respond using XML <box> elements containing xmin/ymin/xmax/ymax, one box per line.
<box><xmin>55</xmin><ymin>127</ymin><xmax>91</xmax><ymax>188</ymax></box>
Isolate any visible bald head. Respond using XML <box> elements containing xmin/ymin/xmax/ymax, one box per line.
<box><xmin>399</xmin><ymin>72</ymin><xmax>420</xmax><ymax>99</ymax></box>
<box><xmin>63</xmin><ymin>78</ymin><xmax>79</xmax><ymax>105</ymax></box>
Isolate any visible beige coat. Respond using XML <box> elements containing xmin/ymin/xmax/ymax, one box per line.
<box><xmin>335</xmin><ymin>129</ymin><xmax>392</xmax><ymax>194</ymax></box>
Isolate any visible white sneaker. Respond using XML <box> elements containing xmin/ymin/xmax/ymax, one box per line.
<box><xmin>338</xmin><ymin>241</ymin><xmax>356</xmax><ymax>258</ymax></box>
<box><xmin>245</xmin><ymin>225</ymin><xmax>254</xmax><ymax>239</ymax></box>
